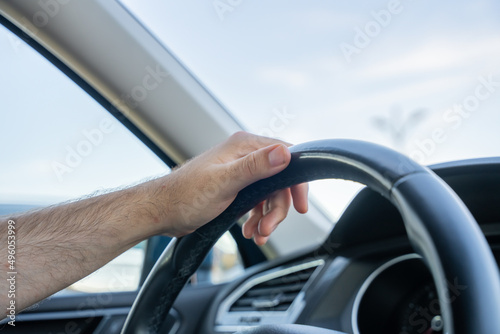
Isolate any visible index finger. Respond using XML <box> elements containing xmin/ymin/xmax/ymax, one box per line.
<box><xmin>291</xmin><ymin>183</ymin><xmax>309</xmax><ymax>214</ymax></box>
<box><xmin>226</xmin><ymin>132</ymin><xmax>292</xmax><ymax>157</ymax></box>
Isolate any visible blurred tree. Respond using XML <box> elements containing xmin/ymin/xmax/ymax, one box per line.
<box><xmin>371</xmin><ymin>106</ymin><xmax>427</xmax><ymax>149</ymax></box>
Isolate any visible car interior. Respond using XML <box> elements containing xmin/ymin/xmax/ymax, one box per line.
<box><xmin>1</xmin><ymin>1</ymin><xmax>500</xmax><ymax>334</ymax></box>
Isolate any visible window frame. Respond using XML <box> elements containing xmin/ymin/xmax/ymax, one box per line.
<box><xmin>0</xmin><ymin>13</ymin><xmax>176</xmax><ymax>170</ymax></box>
<box><xmin>0</xmin><ymin>13</ymin><xmax>267</xmax><ymax>289</ymax></box>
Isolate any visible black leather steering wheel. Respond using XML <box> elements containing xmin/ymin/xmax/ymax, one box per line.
<box><xmin>121</xmin><ymin>140</ymin><xmax>500</xmax><ymax>334</ymax></box>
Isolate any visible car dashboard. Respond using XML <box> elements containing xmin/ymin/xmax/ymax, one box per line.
<box><xmin>200</xmin><ymin>157</ymin><xmax>500</xmax><ymax>334</ymax></box>
<box><xmin>3</xmin><ymin>158</ymin><xmax>498</xmax><ymax>334</ymax></box>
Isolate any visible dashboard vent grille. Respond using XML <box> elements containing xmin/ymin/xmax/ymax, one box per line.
<box><xmin>229</xmin><ymin>264</ymin><xmax>319</xmax><ymax>313</ymax></box>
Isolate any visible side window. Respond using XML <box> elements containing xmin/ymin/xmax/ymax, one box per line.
<box><xmin>0</xmin><ymin>23</ymin><xmax>169</xmax><ymax>293</ymax></box>
<box><xmin>0</xmin><ymin>24</ymin><xmax>243</xmax><ymax>293</ymax></box>
<box><xmin>67</xmin><ymin>243</ymin><xmax>147</xmax><ymax>293</ymax></box>
<box><xmin>193</xmin><ymin>232</ymin><xmax>244</xmax><ymax>285</ymax></box>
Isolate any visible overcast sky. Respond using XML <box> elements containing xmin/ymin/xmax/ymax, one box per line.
<box><xmin>1</xmin><ymin>0</ymin><xmax>499</xmax><ymax>221</ymax></box>
<box><xmin>120</xmin><ymin>0</ymin><xmax>500</xmax><ymax>218</ymax></box>
<box><xmin>0</xmin><ymin>25</ymin><xmax>168</xmax><ymax>206</ymax></box>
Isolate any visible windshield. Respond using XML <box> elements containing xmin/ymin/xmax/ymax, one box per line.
<box><xmin>119</xmin><ymin>0</ymin><xmax>500</xmax><ymax>220</ymax></box>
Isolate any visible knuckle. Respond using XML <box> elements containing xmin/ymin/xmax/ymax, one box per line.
<box><xmin>243</xmin><ymin>153</ymin><xmax>259</xmax><ymax>178</ymax></box>
<box><xmin>275</xmin><ymin>207</ymin><xmax>289</xmax><ymax>221</ymax></box>
<box><xmin>230</xmin><ymin>131</ymin><xmax>249</xmax><ymax>142</ymax></box>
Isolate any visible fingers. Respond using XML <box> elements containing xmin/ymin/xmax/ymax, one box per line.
<box><xmin>258</xmin><ymin>188</ymin><xmax>291</xmax><ymax>235</ymax></box>
<box><xmin>226</xmin><ymin>131</ymin><xmax>292</xmax><ymax>155</ymax></box>
<box><xmin>225</xmin><ymin>144</ymin><xmax>291</xmax><ymax>195</ymax></box>
<box><xmin>291</xmin><ymin>183</ymin><xmax>309</xmax><ymax>214</ymax></box>
<box><xmin>168</xmin><ymin>131</ymin><xmax>308</xmax><ymax>239</ymax></box>
<box><xmin>219</xmin><ymin>132</ymin><xmax>310</xmax><ymax>245</ymax></box>
<box><xmin>242</xmin><ymin>202</ymin><xmax>264</xmax><ymax>239</ymax></box>
<box><xmin>242</xmin><ymin>188</ymin><xmax>293</xmax><ymax>246</ymax></box>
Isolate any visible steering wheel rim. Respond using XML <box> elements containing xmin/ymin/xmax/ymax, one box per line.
<box><xmin>121</xmin><ymin>139</ymin><xmax>500</xmax><ymax>334</ymax></box>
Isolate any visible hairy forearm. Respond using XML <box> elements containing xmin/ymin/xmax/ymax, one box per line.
<box><xmin>0</xmin><ymin>176</ymin><xmax>172</xmax><ymax>315</ymax></box>
<box><xmin>0</xmin><ymin>132</ymin><xmax>305</xmax><ymax>318</ymax></box>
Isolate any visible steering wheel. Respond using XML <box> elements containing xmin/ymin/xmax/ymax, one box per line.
<box><xmin>121</xmin><ymin>140</ymin><xmax>500</xmax><ymax>334</ymax></box>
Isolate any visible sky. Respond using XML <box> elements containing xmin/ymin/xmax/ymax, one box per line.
<box><xmin>119</xmin><ymin>0</ymin><xmax>500</xmax><ymax>219</ymax></box>
<box><xmin>0</xmin><ymin>25</ymin><xmax>169</xmax><ymax>206</ymax></box>
<box><xmin>1</xmin><ymin>0</ymin><xmax>500</xmax><ymax>222</ymax></box>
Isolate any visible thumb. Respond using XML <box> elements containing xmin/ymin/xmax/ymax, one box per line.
<box><xmin>225</xmin><ymin>144</ymin><xmax>291</xmax><ymax>194</ymax></box>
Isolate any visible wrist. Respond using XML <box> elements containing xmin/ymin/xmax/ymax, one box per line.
<box><xmin>130</xmin><ymin>174</ymin><xmax>186</xmax><ymax>239</ymax></box>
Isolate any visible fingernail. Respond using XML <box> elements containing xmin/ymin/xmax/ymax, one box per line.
<box><xmin>268</xmin><ymin>145</ymin><xmax>287</xmax><ymax>167</ymax></box>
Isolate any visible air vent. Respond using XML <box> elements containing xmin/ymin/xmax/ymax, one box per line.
<box><xmin>229</xmin><ymin>265</ymin><xmax>317</xmax><ymax>312</ymax></box>
<box><xmin>216</xmin><ymin>259</ymin><xmax>324</xmax><ymax>332</ymax></box>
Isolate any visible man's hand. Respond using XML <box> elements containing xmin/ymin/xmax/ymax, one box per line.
<box><xmin>158</xmin><ymin>131</ymin><xmax>308</xmax><ymax>244</ymax></box>
<box><xmin>0</xmin><ymin>132</ymin><xmax>308</xmax><ymax>314</ymax></box>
